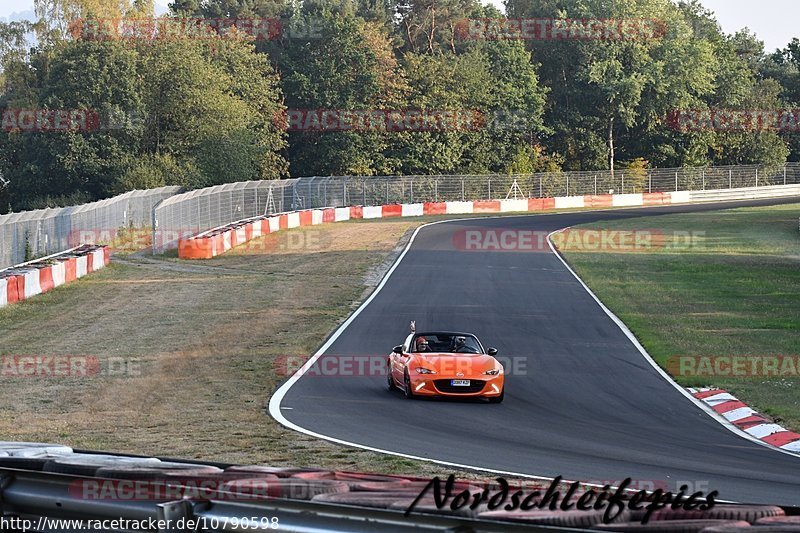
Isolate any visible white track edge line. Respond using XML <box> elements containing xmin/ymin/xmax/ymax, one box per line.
<box><xmin>546</xmin><ymin>227</ymin><xmax>800</xmax><ymax>460</ymax></box>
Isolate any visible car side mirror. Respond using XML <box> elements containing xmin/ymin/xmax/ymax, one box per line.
<box><xmin>393</xmin><ymin>345</ymin><xmax>404</xmax><ymax>354</ymax></box>
<box><xmin>487</xmin><ymin>348</ymin><xmax>498</xmax><ymax>356</ymax></box>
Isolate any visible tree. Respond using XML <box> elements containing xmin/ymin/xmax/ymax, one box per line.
<box><xmin>1</xmin><ymin>22</ymin><xmax>287</xmax><ymax>209</ymax></box>
<box><xmin>389</xmin><ymin>36</ymin><xmax>547</xmax><ymax>176</ymax></box>
<box><xmin>279</xmin><ymin>12</ymin><xmax>405</xmax><ymax>175</ymax></box>
<box><xmin>395</xmin><ymin>0</ymin><xmax>483</xmax><ymax>54</ymax></box>
<box><xmin>767</xmin><ymin>38</ymin><xmax>800</xmax><ymax>160</ymax></box>
<box><xmin>34</xmin><ymin>0</ymin><xmax>151</xmax><ymax>46</ymax></box>
<box><xmin>3</xmin><ymin>39</ymin><xmax>143</xmax><ymax>207</ymax></box>
<box><xmin>140</xmin><ymin>38</ymin><xmax>286</xmax><ymax>186</ymax></box>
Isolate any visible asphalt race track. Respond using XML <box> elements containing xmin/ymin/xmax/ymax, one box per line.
<box><xmin>273</xmin><ymin>197</ymin><xmax>800</xmax><ymax>506</ymax></box>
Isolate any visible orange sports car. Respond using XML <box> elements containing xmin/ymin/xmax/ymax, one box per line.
<box><xmin>387</xmin><ymin>329</ymin><xmax>505</xmax><ymax>403</ymax></box>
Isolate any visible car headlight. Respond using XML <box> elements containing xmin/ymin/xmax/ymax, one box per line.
<box><xmin>416</xmin><ymin>367</ymin><xmax>436</xmax><ymax>374</ymax></box>
<box><xmin>484</xmin><ymin>368</ymin><xmax>501</xmax><ymax>375</ymax></box>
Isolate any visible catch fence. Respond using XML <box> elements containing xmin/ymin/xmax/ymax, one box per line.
<box><xmin>2</xmin><ymin>163</ymin><xmax>797</xmax><ymax>262</ymax></box>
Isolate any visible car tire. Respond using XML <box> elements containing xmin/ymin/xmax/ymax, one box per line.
<box><xmin>403</xmin><ymin>371</ymin><xmax>414</xmax><ymax>399</ymax></box>
<box><xmin>488</xmin><ymin>389</ymin><xmax>504</xmax><ymax>404</ymax></box>
<box><xmin>387</xmin><ymin>365</ymin><xmax>396</xmax><ymax>391</ymax></box>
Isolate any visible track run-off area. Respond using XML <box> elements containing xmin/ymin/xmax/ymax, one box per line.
<box><xmin>270</xmin><ymin>197</ymin><xmax>800</xmax><ymax>506</ymax></box>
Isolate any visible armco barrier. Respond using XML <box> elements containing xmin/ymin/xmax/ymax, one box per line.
<box><xmin>687</xmin><ymin>183</ymin><xmax>800</xmax><ymax>202</ymax></box>
<box><xmin>177</xmin><ymin>184</ymin><xmax>800</xmax><ymax>260</ymax></box>
<box><xmin>0</xmin><ymin>245</ymin><xmax>110</xmax><ymax>309</ymax></box>
<box><xmin>0</xmin><ymin>442</ymin><xmax>794</xmax><ymax>532</ymax></box>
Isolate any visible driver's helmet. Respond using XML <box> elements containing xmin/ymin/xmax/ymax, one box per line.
<box><xmin>416</xmin><ymin>336</ymin><xmax>429</xmax><ymax>351</ymax></box>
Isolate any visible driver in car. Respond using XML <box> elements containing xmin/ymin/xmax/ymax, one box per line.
<box><xmin>415</xmin><ymin>336</ymin><xmax>430</xmax><ymax>352</ymax></box>
<box><xmin>454</xmin><ymin>336</ymin><xmax>467</xmax><ymax>352</ymax></box>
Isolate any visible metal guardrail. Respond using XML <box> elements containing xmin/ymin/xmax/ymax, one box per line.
<box><xmin>686</xmin><ymin>183</ymin><xmax>800</xmax><ymax>202</ymax></box>
<box><xmin>0</xmin><ymin>467</ymin><xmax>586</xmax><ymax>532</ymax></box>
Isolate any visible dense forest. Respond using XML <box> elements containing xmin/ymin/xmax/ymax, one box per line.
<box><xmin>0</xmin><ymin>0</ymin><xmax>798</xmax><ymax>212</ymax></box>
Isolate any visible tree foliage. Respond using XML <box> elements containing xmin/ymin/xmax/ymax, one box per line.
<box><xmin>0</xmin><ymin>0</ymin><xmax>797</xmax><ymax>211</ymax></box>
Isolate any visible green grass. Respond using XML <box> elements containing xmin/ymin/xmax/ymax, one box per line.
<box><xmin>558</xmin><ymin>203</ymin><xmax>800</xmax><ymax>430</ymax></box>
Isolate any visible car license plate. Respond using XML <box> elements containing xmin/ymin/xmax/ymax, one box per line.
<box><xmin>451</xmin><ymin>380</ymin><xmax>470</xmax><ymax>386</ymax></box>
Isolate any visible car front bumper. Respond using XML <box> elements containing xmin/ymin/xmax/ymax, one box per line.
<box><xmin>409</xmin><ymin>374</ymin><xmax>504</xmax><ymax>397</ymax></box>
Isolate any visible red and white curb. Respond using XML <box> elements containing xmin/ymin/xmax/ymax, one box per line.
<box><xmin>689</xmin><ymin>388</ymin><xmax>800</xmax><ymax>453</ymax></box>
<box><xmin>0</xmin><ymin>245</ymin><xmax>110</xmax><ymax>309</ymax></box>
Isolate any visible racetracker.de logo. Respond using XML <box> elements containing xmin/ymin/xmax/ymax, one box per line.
<box><xmin>273</xmin><ymin>355</ymin><xmax>527</xmax><ymax>377</ymax></box>
<box><xmin>0</xmin><ymin>356</ymin><xmax>141</xmax><ymax>378</ymax></box>
<box><xmin>70</xmin><ymin>478</ymin><xmax>275</xmax><ymax>501</ymax></box>
<box><xmin>68</xmin><ymin>18</ymin><xmax>284</xmax><ymax>41</ymax></box>
<box><xmin>667</xmin><ymin>109</ymin><xmax>800</xmax><ymax>132</ymax></box>
<box><xmin>281</xmin><ymin>109</ymin><xmax>485</xmax><ymax>132</ymax></box>
<box><xmin>69</xmin><ymin>228</ymin><xmax>330</xmax><ymax>253</ymax></box>
<box><xmin>452</xmin><ymin>229</ymin><xmax>704</xmax><ymax>252</ymax></box>
<box><xmin>667</xmin><ymin>356</ymin><xmax>800</xmax><ymax>377</ymax></box>
<box><xmin>233</xmin><ymin>230</ymin><xmax>331</xmax><ymax>254</ymax></box>
<box><xmin>279</xmin><ymin>109</ymin><xmax>540</xmax><ymax>132</ymax></box>
<box><xmin>455</xmin><ymin>18</ymin><xmax>667</xmax><ymax>41</ymax></box>
<box><xmin>1</xmin><ymin>109</ymin><xmax>102</xmax><ymax>133</ymax></box>
<box><xmin>585</xmin><ymin>479</ymin><xmax>669</xmax><ymax>492</ymax></box>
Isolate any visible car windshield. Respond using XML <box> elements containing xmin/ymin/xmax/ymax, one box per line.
<box><xmin>411</xmin><ymin>333</ymin><xmax>482</xmax><ymax>353</ymax></box>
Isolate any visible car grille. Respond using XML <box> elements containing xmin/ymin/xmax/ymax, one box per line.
<box><xmin>434</xmin><ymin>379</ymin><xmax>486</xmax><ymax>394</ymax></box>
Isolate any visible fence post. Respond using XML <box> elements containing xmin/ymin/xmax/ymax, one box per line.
<box><xmin>729</xmin><ymin>169</ymin><xmax>732</xmax><ymax>189</ymax></box>
<box><xmin>435</xmin><ymin>180</ymin><xmax>439</xmax><ymax>202</ymax></box>
<box><xmin>461</xmin><ymin>179</ymin><xmax>465</xmax><ymax>201</ymax></box>
<box><xmin>594</xmin><ymin>175</ymin><xmax>597</xmax><ymax>196</ymax></box>
<box><xmin>784</xmin><ymin>166</ymin><xmax>787</xmax><ymax>185</ymax></box>
<box><xmin>539</xmin><ymin>176</ymin><xmax>543</xmax><ymax>198</ymax></box>
<box><xmin>410</xmin><ymin>179</ymin><xmax>414</xmax><ymax>203</ymax></box>
<box><xmin>488</xmin><ymin>178</ymin><xmax>491</xmax><ymax>200</ymax></box>
<box><xmin>702</xmin><ymin>170</ymin><xmax>705</xmax><ymax>191</ymax></box>
<box><xmin>621</xmin><ymin>174</ymin><xmax>624</xmax><ymax>194</ymax></box>
<box><xmin>675</xmin><ymin>172</ymin><xmax>678</xmax><ymax>191</ymax></box>
<box><xmin>386</xmin><ymin>181</ymin><xmax>389</xmax><ymax>204</ymax></box>
<box><xmin>755</xmin><ymin>168</ymin><xmax>758</xmax><ymax>187</ymax></box>
<box><xmin>648</xmin><ymin>173</ymin><xmax>651</xmax><ymax>193</ymax></box>
<box><xmin>362</xmin><ymin>181</ymin><xmax>366</xmax><ymax>205</ymax></box>
<box><xmin>151</xmin><ymin>202</ymin><xmax>160</xmax><ymax>256</ymax></box>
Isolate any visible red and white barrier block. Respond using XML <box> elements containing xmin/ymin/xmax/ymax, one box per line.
<box><xmin>178</xmin><ymin>196</ymin><xmax>606</xmax><ymax>259</ymax></box>
<box><xmin>0</xmin><ymin>245</ymin><xmax>110</xmax><ymax>309</ymax></box>
<box><xmin>173</xmin><ymin>189</ymin><xmax>706</xmax><ymax>260</ymax></box>
<box><xmin>690</xmin><ymin>388</ymin><xmax>800</xmax><ymax>453</ymax></box>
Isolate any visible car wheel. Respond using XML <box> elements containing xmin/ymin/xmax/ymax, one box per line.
<box><xmin>403</xmin><ymin>371</ymin><xmax>414</xmax><ymax>399</ymax></box>
<box><xmin>387</xmin><ymin>365</ymin><xmax>396</xmax><ymax>391</ymax></box>
<box><xmin>488</xmin><ymin>389</ymin><xmax>504</xmax><ymax>404</ymax></box>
